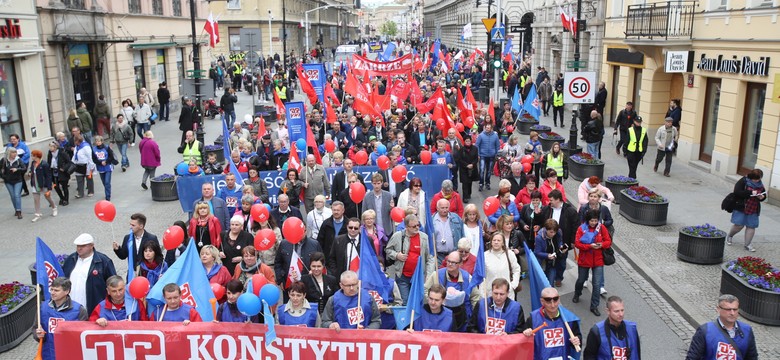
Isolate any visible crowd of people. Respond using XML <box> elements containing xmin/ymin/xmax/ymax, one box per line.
<box><xmin>14</xmin><ymin>41</ymin><xmax>766</xmax><ymax>360</ymax></box>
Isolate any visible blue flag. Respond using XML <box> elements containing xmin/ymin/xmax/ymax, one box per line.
<box><xmin>522</xmin><ymin>84</ymin><xmax>542</xmax><ymax>121</ymax></box>
<box><xmin>262</xmin><ymin>300</ymin><xmax>276</xmax><ymax>345</ymax></box>
<box><xmin>380</xmin><ymin>42</ymin><xmax>397</xmax><ymax>62</ymax></box>
<box><xmin>423</xmin><ymin>197</ymin><xmax>436</xmax><ymax>252</ymax></box>
<box><xmin>146</xmin><ymin>239</ymin><xmax>215</xmax><ymax>321</ymax></box>
<box><xmin>35</xmin><ymin>237</ymin><xmax>64</xmax><ymax>302</ymax></box>
<box><xmin>358</xmin><ymin>228</ymin><xmax>392</xmax><ymax>300</ymax></box>
<box><xmin>430</xmin><ymin>40</ymin><xmax>441</xmax><ymax>70</ymax></box>
<box><xmin>395</xmin><ymin>255</ymin><xmax>424</xmax><ymax>330</ymax></box>
<box><xmin>502</xmin><ymin>37</ymin><xmax>513</xmax><ymax>57</ymax></box>
<box><xmin>523</xmin><ymin>242</ymin><xmax>580</xmax><ymax>322</ymax></box>
<box><xmin>511</xmin><ymin>84</ymin><xmax>523</xmax><ymax>114</ymax></box>
<box><xmin>124</xmin><ymin>229</ymin><xmax>138</xmax><ymax>318</ymax></box>
<box><xmin>222</xmin><ymin>120</ymin><xmax>245</xmax><ymax>182</ymax></box>
<box><xmin>466</xmin><ymin>230</ymin><xmax>486</xmax><ymax>295</ymax></box>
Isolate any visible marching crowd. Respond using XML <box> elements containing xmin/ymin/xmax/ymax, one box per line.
<box><xmin>13</xmin><ymin>42</ymin><xmax>763</xmax><ymax>360</ymax></box>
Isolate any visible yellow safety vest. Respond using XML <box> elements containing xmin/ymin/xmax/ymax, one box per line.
<box><xmin>627</xmin><ymin>127</ymin><xmax>647</xmax><ymax>153</ymax></box>
<box><xmin>520</xmin><ymin>75</ymin><xmax>528</xmax><ymax>88</ymax></box>
<box><xmin>276</xmin><ymin>86</ymin><xmax>287</xmax><ymax>100</ymax></box>
<box><xmin>553</xmin><ymin>92</ymin><xmax>564</xmax><ymax>107</ymax></box>
<box><xmin>182</xmin><ymin>140</ymin><xmax>202</xmax><ymax>165</ymax></box>
<box><xmin>502</xmin><ymin>70</ymin><xmax>508</xmax><ymax>81</ymax></box>
<box><xmin>546</xmin><ymin>153</ymin><xmax>564</xmax><ymax>175</ymax></box>
<box><xmin>233</xmin><ymin>63</ymin><xmax>242</xmax><ymax>75</ymax></box>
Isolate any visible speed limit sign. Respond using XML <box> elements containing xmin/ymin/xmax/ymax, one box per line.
<box><xmin>563</xmin><ymin>71</ymin><xmax>596</xmax><ymax>104</ymax></box>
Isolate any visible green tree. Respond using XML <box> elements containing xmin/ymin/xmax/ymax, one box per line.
<box><xmin>379</xmin><ymin>21</ymin><xmax>398</xmax><ymax>37</ymax></box>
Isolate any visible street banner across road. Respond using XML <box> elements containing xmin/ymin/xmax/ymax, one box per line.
<box><xmin>177</xmin><ymin>165</ymin><xmax>451</xmax><ymax>212</ymax></box>
<box><xmin>350</xmin><ymin>53</ymin><xmax>413</xmax><ymax>77</ymax></box>
<box><xmin>55</xmin><ymin>321</ymin><xmax>533</xmax><ymax>359</ymax></box>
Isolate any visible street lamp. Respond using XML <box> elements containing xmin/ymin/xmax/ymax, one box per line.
<box><xmin>267</xmin><ymin>10</ymin><xmax>273</xmax><ymax>57</ymax></box>
<box><xmin>190</xmin><ymin>0</ymin><xmax>205</xmax><ymax>144</ymax></box>
<box><xmin>305</xmin><ymin>4</ymin><xmax>352</xmax><ymax>56</ymax></box>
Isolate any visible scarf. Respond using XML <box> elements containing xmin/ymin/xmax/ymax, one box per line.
<box><xmin>746</xmin><ymin>179</ymin><xmax>762</xmax><ymax>189</ymax></box>
<box><xmin>442</xmin><ymin>191</ymin><xmax>452</xmax><ymax>200</ymax></box>
<box><xmin>205</xmin><ymin>263</ymin><xmax>223</xmax><ymax>280</ymax></box>
<box><xmin>139</xmin><ymin>260</ymin><xmax>167</xmax><ymax>287</ymax></box>
<box><xmin>239</xmin><ymin>261</ymin><xmax>260</xmax><ymax>274</ymax></box>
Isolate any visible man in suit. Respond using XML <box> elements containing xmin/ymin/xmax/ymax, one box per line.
<box><xmin>112</xmin><ymin>213</ymin><xmax>159</xmax><ymax>270</ymax></box>
<box><xmin>330</xmin><ymin>158</ymin><xmax>362</xmax><ymax>200</ymax></box>
<box><xmin>363</xmin><ymin>173</ymin><xmax>394</xmax><ymax>237</ymax></box>
<box><xmin>275</xmin><ymin>234</ymin><xmax>323</xmax><ymax>301</ymax></box>
<box><xmin>380</xmin><ymin>151</ymin><xmax>408</xmax><ymax>204</ymax></box>
<box><xmin>300</xmin><ymin>154</ymin><xmax>330</xmax><ymax>215</ymax></box>
<box><xmin>539</xmin><ymin>190</ymin><xmax>579</xmax><ymax>287</ymax></box>
<box><xmin>191</xmin><ymin>182</ymin><xmax>230</xmax><ymax>230</ymax></box>
<box><xmin>327</xmin><ymin>218</ymin><xmax>362</xmax><ymax>278</ymax></box>
<box><xmin>271</xmin><ymin>194</ymin><xmax>304</xmax><ymax>226</ymax></box>
<box><xmin>316</xmin><ymin>201</ymin><xmax>347</xmax><ymax>258</ymax></box>
<box><xmin>300</xmin><ymin>252</ymin><xmax>339</xmax><ymax>314</ymax></box>
<box><xmin>338</xmin><ymin>173</ymin><xmax>364</xmax><ymax>219</ymax></box>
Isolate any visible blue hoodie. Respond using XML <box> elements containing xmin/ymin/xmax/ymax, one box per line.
<box><xmin>476</xmin><ymin>130</ymin><xmax>500</xmax><ymax>158</ymax></box>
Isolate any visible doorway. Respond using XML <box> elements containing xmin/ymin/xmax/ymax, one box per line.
<box><xmin>699</xmin><ymin>78</ymin><xmax>721</xmax><ymax>163</ymax></box>
<box><xmin>609</xmin><ymin>65</ymin><xmax>620</xmax><ymax>127</ymax></box>
<box><xmin>72</xmin><ymin>67</ymin><xmax>95</xmax><ymax>112</ymax></box>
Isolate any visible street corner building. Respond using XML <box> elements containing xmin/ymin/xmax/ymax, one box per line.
<box><xmin>600</xmin><ymin>0</ymin><xmax>780</xmax><ymax>202</ymax></box>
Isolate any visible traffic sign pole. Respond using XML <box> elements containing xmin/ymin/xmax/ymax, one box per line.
<box><xmin>493</xmin><ymin>0</ymin><xmax>501</xmax><ymax>107</ymax></box>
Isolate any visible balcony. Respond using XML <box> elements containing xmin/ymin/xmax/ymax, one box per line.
<box><xmin>625</xmin><ymin>1</ymin><xmax>696</xmax><ymax>40</ymax></box>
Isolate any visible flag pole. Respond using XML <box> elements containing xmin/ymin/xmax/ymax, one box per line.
<box><xmin>35</xmin><ymin>284</ymin><xmax>43</xmax><ymax>360</ymax></box>
<box><xmin>158</xmin><ymin>304</ymin><xmax>168</xmax><ymax>322</ymax></box>
<box><xmin>560</xmin><ymin>310</ymin><xmax>582</xmax><ymax>352</ymax></box>
<box><xmin>483</xmin><ymin>286</ymin><xmax>489</xmax><ymax>334</ymax></box>
<box><xmin>356</xmin><ymin>280</ymin><xmax>363</xmax><ymax>328</ymax></box>
<box><xmin>409</xmin><ymin>309</ymin><xmax>415</xmax><ymax>330</ymax></box>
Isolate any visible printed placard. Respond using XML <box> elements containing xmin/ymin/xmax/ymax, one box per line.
<box><xmin>486</xmin><ymin>317</ymin><xmax>507</xmax><ymax>335</ymax></box>
<box><xmin>48</xmin><ymin>317</ymin><xmax>64</xmax><ymax>333</ymax></box>
<box><xmin>347</xmin><ymin>306</ymin><xmax>364</xmax><ymax>326</ymax></box>
<box><xmin>716</xmin><ymin>342</ymin><xmax>736</xmax><ymax>360</ymax></box>
<box><xmin>611</xmin><ymin>346</ymin><xmax>628</xmax><ymax>360</ymax></box>
<box><xmin>543</xmin><ymin>328</ymin><xmax>565</xmax><ymax>348</ymax></box>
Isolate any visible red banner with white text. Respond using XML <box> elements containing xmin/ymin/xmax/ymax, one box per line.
<box><xmin>55</xmin><ymin>321</ymin><xmax>533</xmax><ymax>360</ymax></box>
<box><xmin>350</xmin><ymin>54</ymin><xmax>414</xmax><ymax>77</ymax></box>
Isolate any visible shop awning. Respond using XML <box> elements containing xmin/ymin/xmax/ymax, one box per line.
<box><xmin>48</xmin><ymin>34</ymin><xmax>136</xmax><ymax>43</ymax></box>
<box><xmin>128</xmin><ymin>42</ymin><xmax>177</xmax><ymax>50</ymax></box>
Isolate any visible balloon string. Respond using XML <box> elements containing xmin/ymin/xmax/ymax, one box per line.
<box><xmin>110</xmin><ymin>222</ymin><xmax>116</xmax><ymax>249</ymax></box>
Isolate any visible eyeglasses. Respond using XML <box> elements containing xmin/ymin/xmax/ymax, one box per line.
<box><xmin>446</xmin><ymin>260</ymin><xmax>461</xmax><ymax>265</ymax></box>
<box><xmin>347</xmin><ymin>226</ymin><xmax>360</xmax><ymax>230</ymax></box>
<box><xmin>718</xmin><ymin>306</ymin><xmax>739</xmax><ymax>312</ymax></box>
<box><xmin>542</xmin><ymin>296</ymin><xmax>560</xmax><ymax>303</ymax></box>
<box><xmin>458</xmin><ymin>249</ymin><xmax>470</xmax><ymax>254</ymax></box>
<box><xmin>413</xmin><ymin>185</ymin><xmax>422</xmax><ymax>188</ymax></box>
<box><xmin>341</xmin><ymin>283</ymin><xmax>358</xmax><ymax>288</ymax></box>
<box><xmin>408</xmin><ymin>224</ymin><xmax>420</xmax><ymax>228</ymax></box>
<box><xmin>196</xmin><ymin>201</ymin><xmax>208</xmax><ymax>205</ymax></box>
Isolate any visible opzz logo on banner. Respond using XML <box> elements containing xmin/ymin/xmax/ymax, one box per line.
<box><xmin>81</xmin><ymin>330</ymin><xmax>166</xmax><ymax>360</ymax></box>
<box><xmin>289</xmin><ymin>107</ymin><xmax>302</xmax><ymax>119</ymax></box>
<box><xmin>612</xmin><ymin>346</ymin><xmax>628</xmax><ymax>360</ymax></box>
<box><xmin>486</xmin><ymin>317</ymin><xmax>507</xmax><ymax>335</ymax></box>
<box><xmin>543</xmin><ymin>328</ymin><xmax>565</xmax><ymax>348</ymax></box>
<box><xmin>180</xmin><ymin>283</ymin><xmax>197</xmax><ymax>307</ymax></box>
<box><xmin>716</xmin><ymin>342</ymin><xmax>736</xmax><ymax>360</ymax></box>
<box><xmin>304</xmin><ymin>69</ymin><xmax>320</xmax><ymax>80</ymax></box>
<box><xmin>347</xmin><ymin>307</ymin><xmax>364</xmax><ymax>326</ymax></box>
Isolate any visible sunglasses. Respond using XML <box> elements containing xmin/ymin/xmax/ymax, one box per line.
<box><xmin>413</xmin><ymin>185</ymin><xmax>422</xmax><ymax>188</ymax></box>
<box><xmin>408</xmin><ymin>224</ymin><xmax>420</xmax><ymax>228</ymax></box>
<box><xmin>347</xmin><ymin>226</ymin><xmax>360</xmax><ymax>230</ymax></box>
<box><xmin>542</xmin><ymin>296</ymin><xmax>560</xmax><ymax>303</ymax></box>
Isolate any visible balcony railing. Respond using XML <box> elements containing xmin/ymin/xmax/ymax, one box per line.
<box><xmin>625</xmin><ymin>1</ymin><xmax>696</xmax><ymax>40</ymax></box>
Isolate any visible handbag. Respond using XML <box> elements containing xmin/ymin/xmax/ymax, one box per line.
<box><xmin>602</xmin><ymin>247</ymin><xmax>615</xmax><ymax>266</ymax></box>
<box><xmin>721</xmin><ymin>192</ymin><xmax>737</xmax><ymax>213</ymax></box>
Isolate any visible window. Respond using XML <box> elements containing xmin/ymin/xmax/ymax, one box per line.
<box><xmin>229</xmin><ymin>27</ymin><xmax>242</xmax><ymax>51</ymax></box>
<box><xmin>133</xmin><ymin>51</ymin><xmax>146</xmax><ymax>94</ymax></box>
<box><xmin>612</xmin><ymin>0</ymin><xmax>624</xmax><ymax>17</ymax></box>
<box><xmin>63</xmin><ymin>0</ymin><xmax>85</xmax><ymax>9</ymax></box>
<box><xmin>227</xmin><ymin>0</ymin><xmax>241</xmax><ymax>9</ymax></box>
<box><xmin>173</xmin><ymin>0</ymin><xmax>182</xmax><ymax>17</ymax></box>
<box><xmin>156</xmin><ymin>49</ymin><xmax>167</xmax><ymax>83</ymax></box>
<box><xmin>0</xmin><ymin>60</ymin><xmax>23</xmax><ymax>145</ymax></box>
<box><xmin>738</xmin><ymin>83</ymin><xmax>766</xmax><ymax>174</ymax></box>
<box><xmin>700</xmin><ymin>78</ymin><xmax>721</xmax><ymax>163</ymax></box>
<box><xmin>176</xmin><ymin>48</ymin><xmax>185</xmax><ymax>83</ymax></box>
<box><xmin>708</xmin><ymin>0</ymin><xmax>728</xmax><ymax>10</ymax></box>
<box><xmin>632</xmin><ymin>68</ymin><xmax>642</xmax><ymax>114</ymax></box>
<box><xmin>748</xmin><ymin>0</ymin><xmax>774</xmax><ymax>7</ymax></box>
<box><xmin>128</xmin><ymin>0</ymin><xmax>141</xmax><ymax>14</ymax></box>
<box><xmin>153</xmin><ymin>0</ymin><xmax>163</xmax><ymax>15</ymax></box>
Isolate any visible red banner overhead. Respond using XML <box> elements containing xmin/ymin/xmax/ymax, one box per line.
<box><xmin>351</xmin><ymin>53</ymin><xmax>414</xmax><ymax>77</ymax></box>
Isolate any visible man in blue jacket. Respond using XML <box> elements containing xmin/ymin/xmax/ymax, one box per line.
<box><xmin>36</xmin><ymin>277</ymin><xmax>89</xmax><ymax>360</ymax></box>
<box><xmin>686</xmin><ymin>294</ymin><xmax>758</xmax><ymax>360</ymax></box>
<box><xmin>475</xmin><ymin>122</ymin><xmax>499</xmax><ymax>191</ymax></box>
<box><xmin>62</xmin><ymin>233</ymin><xmax>116</xmax><ymax>316</ymax></box>
<box><xmin>583</xmin><ymin>296</ymin><xmax>641</xmax><ymax>359</ymax></box>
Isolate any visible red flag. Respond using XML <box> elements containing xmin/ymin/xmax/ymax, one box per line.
<box><xmin>325</xmin><ymin>99</ymin><xmax>338</xmax><ymax>124</ymax></box>
<box><xmin>273</xmin><ymin>89</ymin><xmax>286</xmax><ymax>119</ymax></box>
<box><xmin>289</xmin><ymin>142</ymin><xmax>302</xmax><ymax>172</ymax></box>
<box><xmin>389</xmin><ymin>79</ymin><xmax>411</xmax><ymax>105</ymax></box>
<box><xmin>409</xmin><ymin>78</ymin><xmax>424</xmax><ymax>107</ymax></box>
<box><xmin>324</xmin><ymin>82</ymin><xmax>341</xmax><ymax>107</ymax></box>
<box><xmin>466</xmin><ymin>86</ymin><xmax>478</xmax><ymax>110</ymax></box>
<box><xmin>416</xmin><ymin>87</ymin><xmax>444</xmax><ymax>113</ymax></box>
<box><xmin>286</xmin><ymin>250</ymin><xmax>304</xmax><ymax>289</ymax></box>
<box><xmin>297</xmin><ymin>64</ymin><xmax>319</xmax><ymax>105</ymax></box>
<box><xmin>256</xmin><ymin>116</ymin><xmax>266</xmax><ymax>139</ymax></box>
<box><xmin>488</xmin><ymin>97</ymin><xmax>496</xmax><ymax>123</ymax></box>
<box><xmin>559</xmin><ymin>6</ymin><xmax>572</xmax><ymax>33</ymax></box>
<box><xmin>306</xmin><ymin>121</ymin><xmax>322</xmax><ymax>165</ymax></box>
<box><xmin>345</xmin><ymin>72</ymin><xmax>382</xmax><ymax>118</ymax></box>
<box><xmin>413</xmin><ymin>54</ymin><xmax>423</xmax><ymax>72</ymax></box>
<box><xmin>204</xmin><ymin>12</ymin><xmax>219</xmax><ymax>48</ymax></box>
<box><xmin>348</xmin><ymin>243</ymin><xmax>360</xmax><ymax>272</ymax></box>
<box><xmin>457</xmin><ymin>89</ymin><xmax>473</xmax><ymax>122</ymax></box>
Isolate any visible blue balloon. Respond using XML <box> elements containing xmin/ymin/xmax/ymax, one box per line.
<box><xmin>259</xmin><ymin>284</ymin><xmax>281</xmax><ymax>306</ymax></box>
<box><xmin>296</xmin><ymin>138</ymin><xmax>307</xmax><ymax>151</ymax></box>
<box><xmin>263</xmin><ymin>203</ymin><xmax>272</xmax><ymax>212</ymax></box>
<box><xmin>237</xmin><ymin>293</ymin><xmax>262</xmax><ymax>316</ymax></box>
<box><xmin>376</xmin><ymin>144</ymin><xmax>387</xmax><ymax>155</ymax></box>
<box><xmin>175</xmin><ymin>162</ymin><xmax>189</xmax><ymax>175</ymax></box>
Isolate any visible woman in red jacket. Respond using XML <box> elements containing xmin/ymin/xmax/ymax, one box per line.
<box><xmin>200</xmin><ymin>245</ymin><xmax>232</xmax><ymax>302</ymax></box>
<box><xmin>572</xmin><ymin>209</ymin><xmax>611</xmax><ymax>316</ymax></box>
<box><xmin>189</xmin><ymin>201</ymin><xmax>222</xmax><ymax>254</ymax></box>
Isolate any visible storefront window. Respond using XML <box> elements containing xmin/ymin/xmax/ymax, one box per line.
<box><xmin>738</xmin><ymin>83</ymin><xmax>766</xmax><ymax>174</ymax></box>
<box><xmin>700</xmin><ymin>78</ymin><xmax>721</xmax><ymax>163</ymax></box>
<box><xmin>632</xmin><ymin>68</ymin><xmax>642</xmax><ymax>114</ymax></box>
<box><xmin>133</xmin><ymin>51</ymin><xmax>145</xmax><ymax>94</ymax></box>
<box><xmin>176</xmin><ymin>48</ymin><xmax>185</xmax><ymax>83</ymax></box>
<box><xmin>0</xmin><ymin>60</ymin><xmax>23</xmax><ymax>145</ymax></box>
<box><xmin>156</xmin><ymin>49</ymin><xmax>166</xmax><ymax>84</ymax></box>
<box><xmin>609</xmin><ymin>66</ymin><xmax>620</xmax><ymax>127</ymax></box>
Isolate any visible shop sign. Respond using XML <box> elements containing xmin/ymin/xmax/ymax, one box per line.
<box><xmin>696</xmin><ymin>54</ymin><xmax>770</xmax><ymax>77</ymax></box>
<box><xmin>0</xmin><ymin>19</ymin><xmax>21</xmax><ymax>39</ymax></box>
<box><xmin>665</xmin><ymin>51</ymin><xmax>693</xmax><ymax>73</ymax></box>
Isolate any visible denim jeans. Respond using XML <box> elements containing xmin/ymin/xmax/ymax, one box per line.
<box><xmin>574</xmin><ymin>266</ymin><xmax>604</xmax><ymax>310</ymax></box>
<box><xmin>118</xmin><ymin>143</ymin><xmax>129</xmax><ymax>167</ymax></box>
<box><xmin>555</xmin><ymin>250</ymin><xmax>569</xmax><ymax>282</ymax></box>
<box><xmin>137</xmin><ymin>122</ymin><xmax>151</xmax><ymax>138</ymax></box>
<box><xmin>544</xmin><ymin>264</ymin><xmax>557</xmax><ymax>287</ymax></box>
<box><xmin>395</xmin><ymin>275</ymin><xmax>411</xmax><ymax>306</ymax></box>
<box><xmin>75</xmin><ymin>174</ymin><xmax>95</xmax><ymax>197</ymax></box>
<box><xmin>479</xmin><ymin>156</ymin><xmax>495</xmax><ymax>187</ymax></box>
<box><xmin>99</xmin><ymin>171</ymin><xmax>112</xmax><ymax>200</ymax></box>
<box><xmin>264</xmin><ymin>85</ymin><xmax>272</xmax><ymax>100</ymax></box>
<box><xmin>5</xmin><ymin>182</ymin><xmax>22</xmax><ymax>211</ymax></box>
<box><xmin>224</xmin><ymin>110</ymin><xmax>236</xmax><ymax>128</ymax></box>
<box><xmin>159</xmin><ymin>102</ymin><xmax>169</xmax><ymax>121</ymax></box>
<box><xmin>587</xmin><ymin>142</ymin><xmax>601</xmax><ymax>159</ymax></box>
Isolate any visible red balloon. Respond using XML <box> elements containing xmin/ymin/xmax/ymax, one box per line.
<box><xmin>324</xmin><ymin>139</ymin><xmax>336</xmax><ymax>153</ymax></box>
<box><xmin>390</xmin><ymin>207</ymin><xmax>406</xmax><ymax>223</ymax></box>
<box><xmin>521</xmin><ymin>155</ymin><xmax>534</xmax><ymax>164</ymax></box>
<box><xmin>163</xmin><ymin>225</ymin><xmax>185</xmax><ymax>250</ymax></box>
<box><xmin>483</xmin><ymin>197</ymin><xmax>500</xmax><ymax>216</ymax></box>
<box><xmin>282</xmin><ymin>217</ymin><xmax>305</xmax><ymax>244</ymax></box>
<box><xmin>436</xmin><ymin>118</ymin><xmax>447</xmax><ymax>131</ymax></box>
<box><xmin>251</xmin><ymin>203</ymin><xmax>269</xmax><ymax>223</ymax></box>
<box><xmin>463</xmin><ymin>116</ymin><xmax>475</xmax><ymax>129</ymax></box>
<box><xmin>376</xmin><ymin>155</ymin><xmax>390</xmax><ymax>170</ymax></box>
<box><xmin>251</xmin><ymin>274</ymin><xmax>269</xmax><ymax>296</ymax></box>
<box><xmin>94</xmin><ymin>200</ymin><xmax>116</xmax><ymax>222</ymax></box>
<box><xmin>420</xmin><ymin>150</ymin><xmax>432</xmax><ymax>164</ymax></box>
<box><xmin>210</xmin><ymin>283</ymin><xmax>226</xmax><ymax>299</ymax></box>
<box><xmin>349</xmin><ymin>182</ymin><xmax>366</xmax><ymax>204</ymax></box>
<box><xmin>455</xmin><ymin>123</ymin><xmax>465</xmax><ymax>133</ymax></box>
<box><xmin>128</xmin><ymin>277</ymin><xmax>150</xmax><ymax>299</ymax></box>
<box><xmin>254</xmin><ymin>229</ymin><xmax>277</xmax><ymax>251</ymax></box>
<box><xmin>354</xmin><ymin>150</ymin><xmax>369</xmax><ymax>165</ymax></box>
<box><xmin>391</xmin><ymin>165</ymin><xmax>408</xmax><ymax>183</ymax></box>
<box><xmin>506</xmin><ymin>125</ymin><xmax>514</xmax><ymax>134</ymax></box>
<box><xmin>522</xmin><ymin>162</ymin><xmax>532</xmax><ymax>173</ymax></box>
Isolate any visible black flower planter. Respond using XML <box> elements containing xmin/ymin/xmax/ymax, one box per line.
<box><xmin>150</xmin><ymin>180</ymin><xmax>179</xmax><ymax>201</ymax></box>
<box><xmin>204</xmin><ymin>148</ymin><xmax>225</xmax><ymax>164</ymax></box>
<box><xmin>618</xmin><ymin>190</ymin><xmax>668</xmax><ymax>226</ymax></box>
<box><xmin>604</xmin><ymin>180</ymin><xmax>639</xmax><ymax>205</ymax></box>
<box><xmin>568</xmin><ymin>159</ymin><xmax>605</xmax><ymax>182</ymax></box>
<box><xmin>562</xmin><ymin>145</ymin><xmax>583</xmax><ymax>158</ymax></box>
<box><xmin>677</xmin><ymin>232</ymin><xmax>725</xmax><ymax>264</ymax></box>
<box><xmin>720</xmin><ymin>264</ymin><xmax>780</xmax><ymax>326</ymax></box>
<box><xmin>530</xmin><ymin>125</ymin><xmax>552</xmax><ymax>134</ymax></box>
<box><xmin>539</xmin><ymin>137</ymin><xmax>565</xmax><ymax>152</ymax></box>
<box><xmin>0</xmin><ymin>291</ymin><xmax>36</xmax><ymax>352</ymax></box>
<box><xmin>517</xmin><ymin>120</ymin><xmax>539</xmax><ymax>135</ymax></box>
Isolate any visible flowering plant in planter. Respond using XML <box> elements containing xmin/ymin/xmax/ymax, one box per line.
<box><xmin>56</xmin><ymin>254</ymin><xmax>66</xmax><ymax>267</ymax></box>
<box><xmin>0</xmin><ymin>282</ymin><xmax>35</xmax><ymax>314</ymax></box>
<box><xmin>606</xmin><ymin>175</ymin><xmax>638</xmax><ymax>184</ymax></box>
<box><xmin>152</xmin><ymin>174</ymin><xmax>176</xmax><ymax>182</ymax></box>
<box><xmin>726</xmin><ymin>257</ymin><xmax>780</xmax><ymax>292</ymax></box>
<box><xmin>624</xmin><ymin>185</ymin><xmax>666</xmax><ymax>203</ymax></box>
<box><xmin>530</xmin><ymin>124</ymin><xmax>550</xmax><ymax>131</ymax></box>
<box><xmin>681</xmin><ymin>223</ymin><xmax>727</xmax><ymax>238</ymax></box>
<box><xmin>569</xmin><ymin>152</ymin><xmax>604</xmax><ymax>165</ymax></box>
<box><xmin>539</xmin><ymin>132</ymin><xmax>565</xmax><ymax>140</ymax></box>
<box><xmin>519</xmin><ymin>114</ymin><xmax>538</xmax><ymax>122</ymax></box>
<box><xmin>204</xmin><ymin>144</ymin><xmax>224</xmax><ymax>151</ymax></box>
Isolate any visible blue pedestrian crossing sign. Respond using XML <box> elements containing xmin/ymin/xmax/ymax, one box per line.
<box><xmin>491</xmin><ymin>27</ymin><xmax>505</xmax><ymax>42</ymax></box>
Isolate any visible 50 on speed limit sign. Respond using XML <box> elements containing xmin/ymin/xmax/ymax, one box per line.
<box><xmin>563</xmin><ymin>71</ymin><xmax>596</xmax><ymax>104</ymax></box>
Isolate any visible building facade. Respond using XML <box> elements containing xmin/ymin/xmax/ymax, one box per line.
<box><xmin>0</xmin><ymin>0</ymin><xmax>49</xmax><ymax>150</ymax></box>
<box><xmin>36</xmin><ymin>0</ymin><xmax>210</xmax><ymax>140</ymax></box>
<box><xmin>602</xmin><ymin>0</ymin><xmax>780</xmax><ymax>201</ymax></box>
